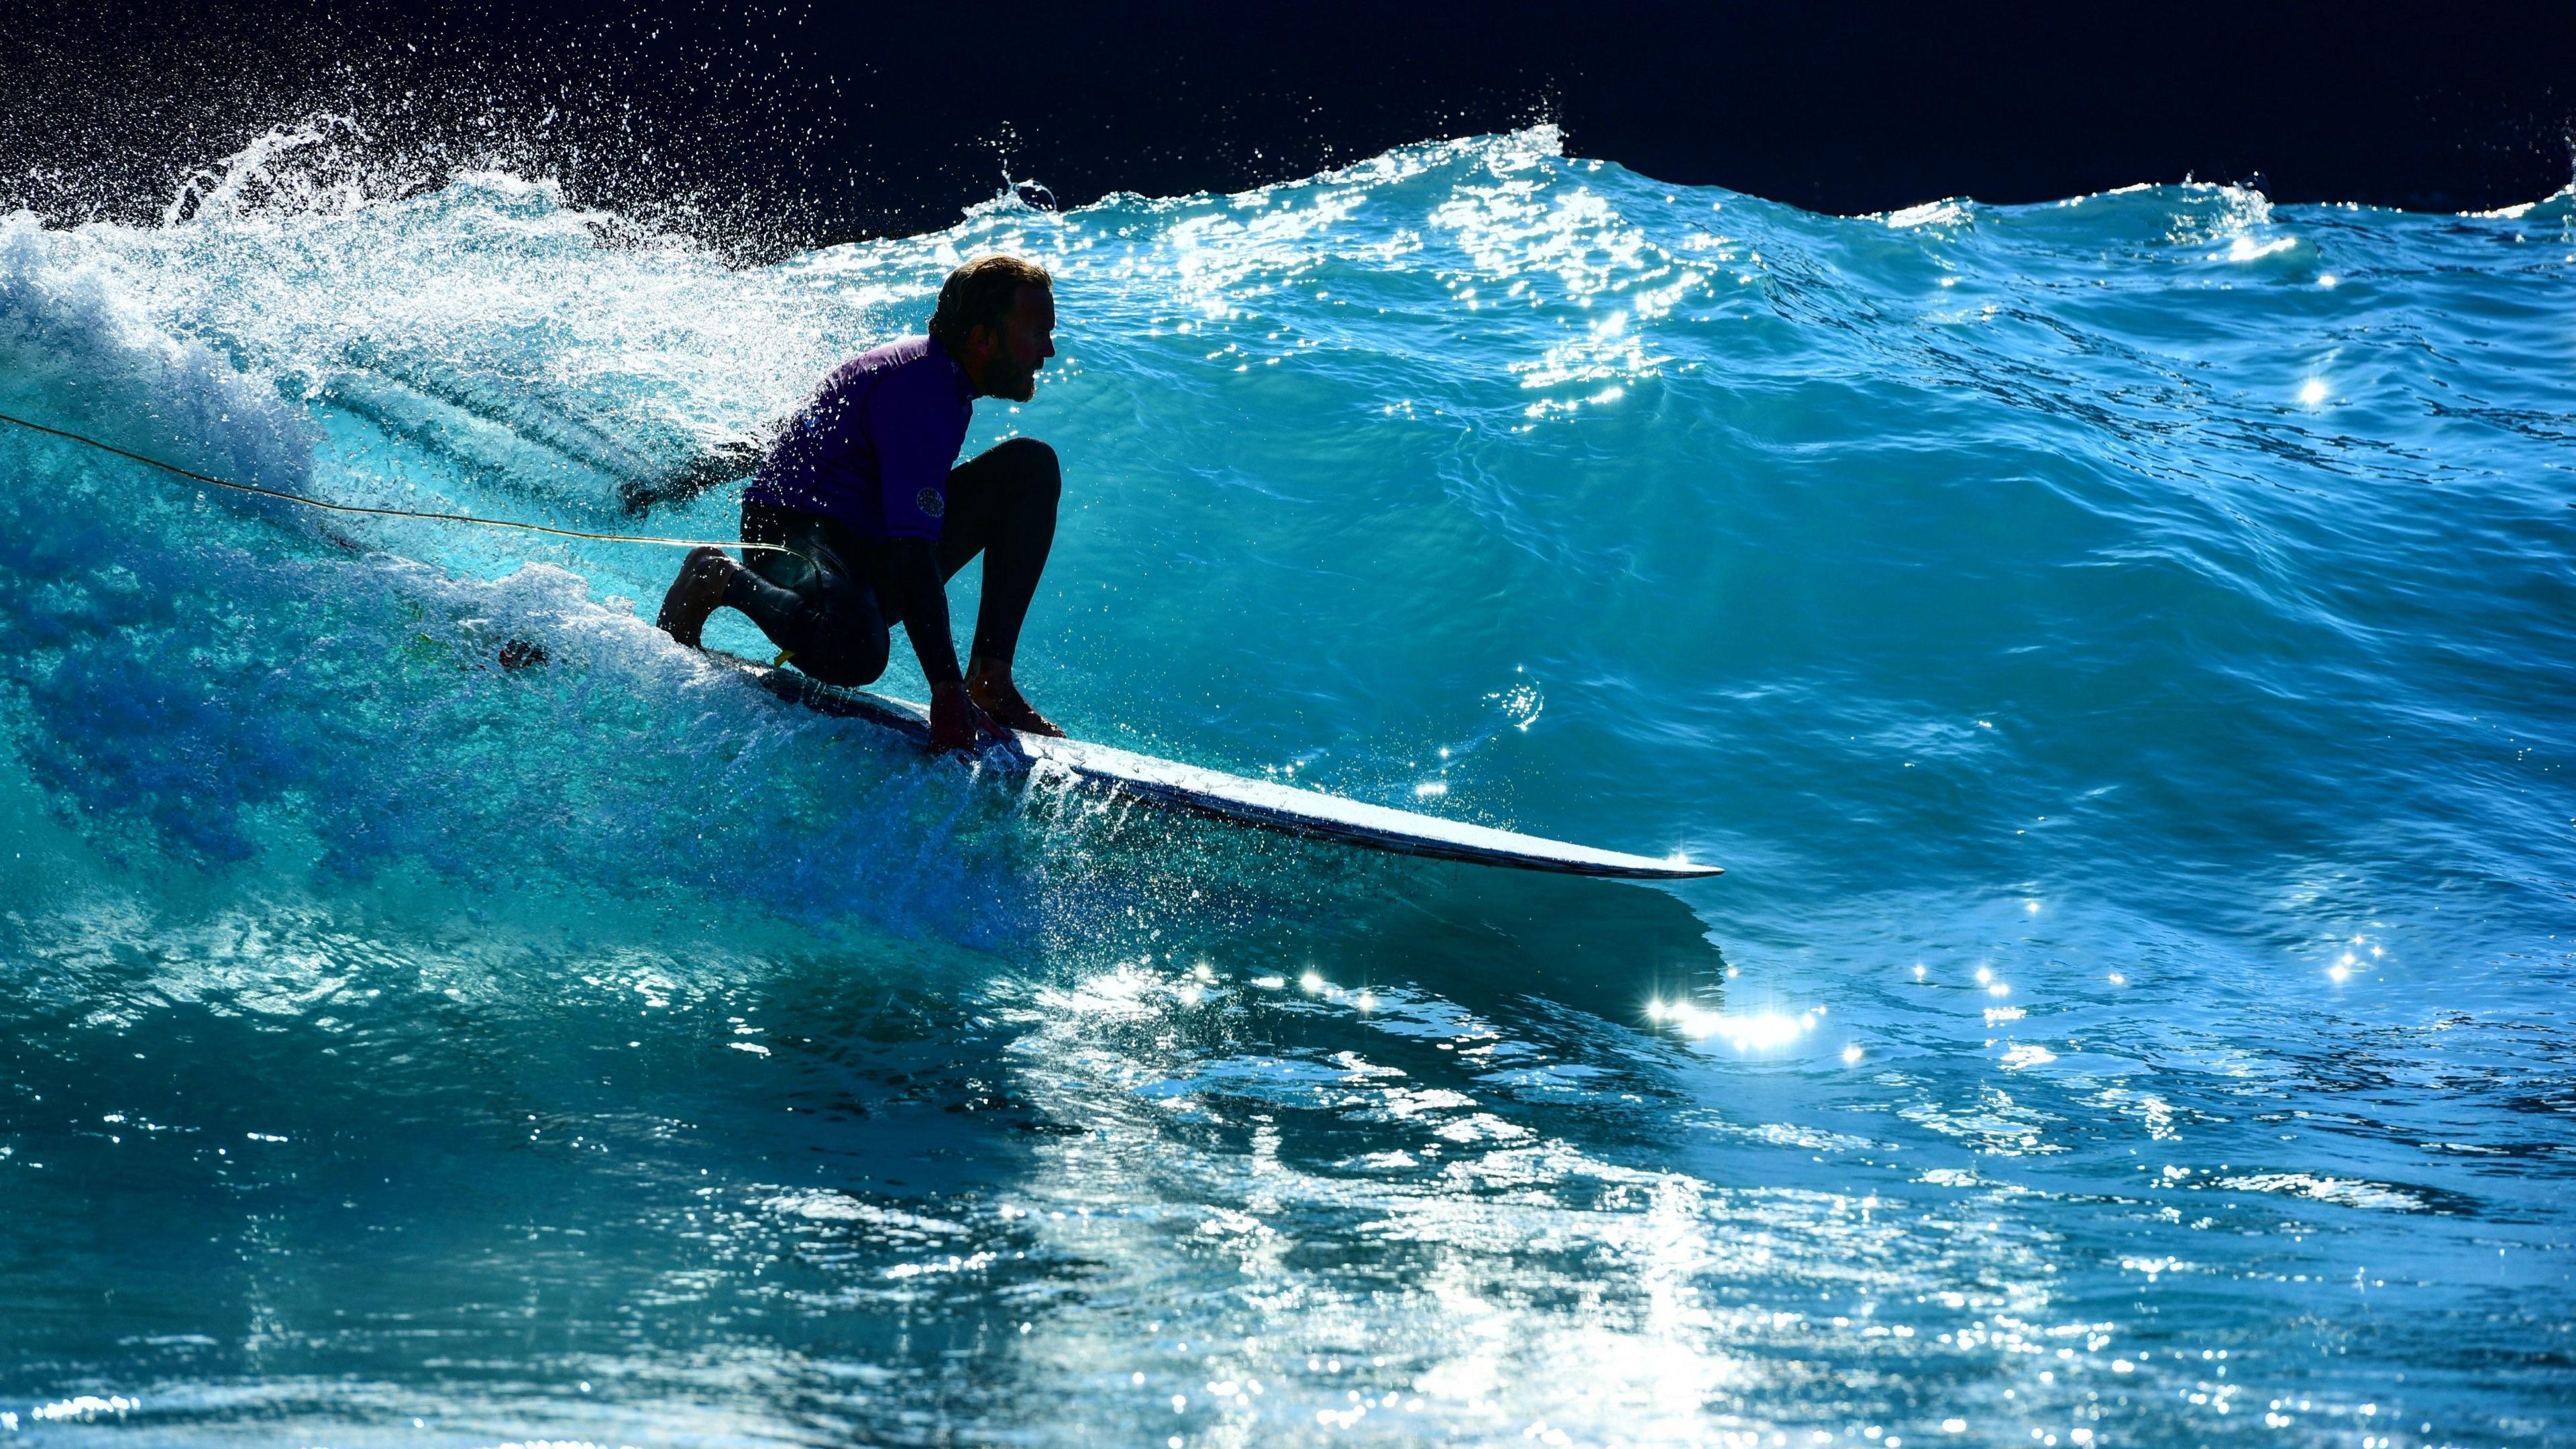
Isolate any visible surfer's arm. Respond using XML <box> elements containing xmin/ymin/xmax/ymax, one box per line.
<box><xmin>866</xmin><ymin>361</ymin><xmax>994</xmax><ymax>749</ymax></box>
<box><xmin>886</xmin><ymin>538</ymin><xmax>1001</xmax><ymax>751</ymax></box>
<box><xmin>885</xmin><ymin>538</ymin><xmax>960</xmax><ymax>686</ymax></box>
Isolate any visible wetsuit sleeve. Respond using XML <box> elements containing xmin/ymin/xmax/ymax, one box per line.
<box><xmin>749</xmin><ymin>362</ymin><xmax>867</xmax><ymax>519</ymax></box>
<box><xmin>867</xmin><ymin>362</ymin><xmax>972</xmax><ymax>541</ymax></box>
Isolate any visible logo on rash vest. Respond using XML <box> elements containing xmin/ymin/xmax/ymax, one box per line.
<box><xmin>915</xmin><ymin>487</ymin><xmax>947</xmax><ymax>519</ymax></box>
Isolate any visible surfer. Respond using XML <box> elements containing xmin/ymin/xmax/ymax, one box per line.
<box><xmin>657</xmin><ymin>255</ymin><xmax>1065</xmax><ymax>751</ymax></box>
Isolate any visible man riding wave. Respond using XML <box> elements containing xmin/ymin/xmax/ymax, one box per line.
<box><xmin>656</xmin><ymin>255</ymin><xmax>1066</xmax><ymax>752</ymax></box>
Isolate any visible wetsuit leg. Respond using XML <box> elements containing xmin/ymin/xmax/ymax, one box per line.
<box><xmin>934</xmin><ymin>437</ymin><xmax>1062</xmax><ymax>666</ymax></box>
<box><xmin>729</xmin><ymin>501</ymin><xmax>892</xmax><ymax>687</ymax></box>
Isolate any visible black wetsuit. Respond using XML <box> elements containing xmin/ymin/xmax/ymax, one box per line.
<box><xmin>722</xmin><ymin>436</ymin><xmax>1061</xmax><ymax>688</ymax></box>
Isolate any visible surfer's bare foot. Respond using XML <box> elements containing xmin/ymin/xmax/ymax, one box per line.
<box><xmin>655</xmin><ymin>546</ymin><xmax>735</xmax><ymax>648</ymax></box>
<box><xmin>967</xmin><ymin>664</ymin><xmax>1065</xmax><ymax>737</ymax></box>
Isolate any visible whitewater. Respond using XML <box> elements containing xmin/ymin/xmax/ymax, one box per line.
<box><xmin>1</xmin><ymin>124</ymin><xmax>2571</xmax><ymax>1446</ymax></box>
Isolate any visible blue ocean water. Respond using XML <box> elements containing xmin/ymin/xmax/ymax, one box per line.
<box><xmin>2</xmin><ymin>123</ymin><xmax>2572</xmax><ymax>1445</ymax></box>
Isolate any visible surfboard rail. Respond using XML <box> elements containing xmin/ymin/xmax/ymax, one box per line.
<box><xmin>714</xmin><ymin>653</ymin><xmax>1721</xmax><ymax>880</ymax></box>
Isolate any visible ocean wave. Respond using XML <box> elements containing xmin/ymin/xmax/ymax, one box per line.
<box><xmin>1</xmin><ymin>123</ymin><xmax>2571</xmax><ymax>1444</ymax></box>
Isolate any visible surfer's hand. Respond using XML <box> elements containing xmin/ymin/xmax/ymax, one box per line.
<box><xmin>928</xmin><ymin>681</ymin><xmax>1008</xmax><ymax>753</ymax></box>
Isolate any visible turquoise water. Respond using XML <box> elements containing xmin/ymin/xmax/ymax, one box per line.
<box><xmin>3</xmin><ymin>125</ymin><xmax>2572</xmax><ymax>1445</ymax></box>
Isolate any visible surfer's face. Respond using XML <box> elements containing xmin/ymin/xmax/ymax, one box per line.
<box><xmin>974</xmin><ymin>285</ymin><xmax>1056</xmax><ymax>402</ymax></box>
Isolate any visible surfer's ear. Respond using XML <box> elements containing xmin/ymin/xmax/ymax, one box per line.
<box><xmin>953</xmin><ymin>322</ymin><xmax>1004</xmax><ymax>374</ymax></box>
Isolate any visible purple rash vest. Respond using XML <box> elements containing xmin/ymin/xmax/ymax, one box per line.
<box><xmin>742</xmin><ymin>335</ymin><xmax>975</xmax><ymax>541</ymax></box>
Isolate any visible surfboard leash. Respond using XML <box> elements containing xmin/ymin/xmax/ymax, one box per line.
<box><xmin>0</xmin><ymin>408</ymin><xmax>810</xmax><ymax>564</ymax></box>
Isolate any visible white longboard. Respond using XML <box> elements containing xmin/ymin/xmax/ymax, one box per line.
<box><xmin>715</xmin><ymin>654</ymin><xmax>1721</xmax><ymax>880</ymax></box>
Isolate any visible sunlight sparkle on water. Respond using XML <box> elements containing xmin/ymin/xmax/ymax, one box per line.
<box><xmin>1655</xmin><ymin>1003</ymin><xmax>1822</xmax><ymax>1051</ymax></box>
<box><xmin>2300</xmin><ymin>378</ymin><xmax>2329</xmax><ymax>405</ymax></box>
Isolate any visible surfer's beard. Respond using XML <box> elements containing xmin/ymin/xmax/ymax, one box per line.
<box><xmin>985</xmin><ymin>353</ymin><xmax>1040</xmax><ymax>401</ymax></box>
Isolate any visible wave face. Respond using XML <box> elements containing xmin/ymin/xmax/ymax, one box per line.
<box><xmin>3</xmin><ymin>125</ymin><xmax>2572</xmax><ymax>1445</ymax></box>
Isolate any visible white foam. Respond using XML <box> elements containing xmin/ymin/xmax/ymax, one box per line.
<box><xmin>0</xmin><ymin>214</ymin><xmax>312</xmax><ymax>497</ymax></box>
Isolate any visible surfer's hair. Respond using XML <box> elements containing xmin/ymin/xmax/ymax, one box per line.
<box><xmin>930</xmin><ymin>254</ymin><xmax>1053</xmax><ymax>352</ymax></box>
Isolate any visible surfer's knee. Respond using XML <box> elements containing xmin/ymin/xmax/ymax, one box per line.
<box><xmin>990</xmin><ymin>436</ymin><xmax>1060</xmax><ymax>502</ymax></box>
